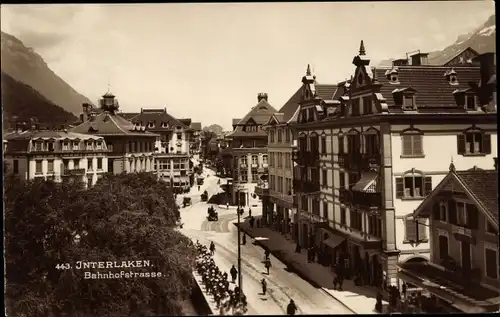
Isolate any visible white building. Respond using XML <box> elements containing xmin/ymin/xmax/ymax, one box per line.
<box><xmin>4</xmin><ymin>127</ymin><xmax>109</xmax><ymax>186</ymax></box>
<box><xmin>292</xmin><ymin>42</ymin><xmax>497</xmax><ymax>288</ymax></box>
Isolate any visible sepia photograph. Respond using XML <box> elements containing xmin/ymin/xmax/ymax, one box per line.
<box><xmin>1</xmin><ymin>1</ymin><xmax>497</xmax><ymax>316</ymax></box>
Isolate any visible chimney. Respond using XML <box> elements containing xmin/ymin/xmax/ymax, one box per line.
<box><xmin>257</xmin><ymin>93</ymin><xmax>268</xmax><ymax>102</ymax></box>
<box><xmin>82</xmin><ymin>103</ymin><xmax>92</xmax><ymax>122</ymax></box>
<box><xmin>410</xmin><ymin>52</ymin><xmax>429</xmax><ymax>66</ymax></box>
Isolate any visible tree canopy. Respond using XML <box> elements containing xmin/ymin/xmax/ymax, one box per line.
<box><xmin>5</xmin><ymin>172</ymin><xmax>196</xmax><ymax>317</ymax></box>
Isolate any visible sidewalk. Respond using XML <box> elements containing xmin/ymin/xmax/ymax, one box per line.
<box><xmin>235</xmin><ymin>217</ymin><xmax>387</xmax><ymax>315</ymax></box>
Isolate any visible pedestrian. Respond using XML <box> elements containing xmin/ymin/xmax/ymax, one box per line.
<box><xmin>264</xmin><ymin>250</ymin><xmax>270</xmax><ymax>261</ymax></box>
<box><xmin>256</xmin><ymin>219</ymin><xmax>260</xmax><ymax>228</ymax></box>
<box><xmin>265</xmin><ymin>258</ymin><xmax>271</xmax><ymax>275</ymax></box>
<box><xmin>250</xmin><ymin>216</ymin><xmax>255</xmax><ymax>228</ymax></box>
<box><xmin>295</xmin><ymin>243</ymin><xmax>301</xmax><ymax>253</ymax></box>
<box><xmin>402</xmin><ymin>282</ymin><xmax>407</xmax><ymax>300</ymax></box>
<box><xmin>230</xmin><ymin>265</ymin><xmax>238</xmax><ymax>283</ymax></box>
<box><xmin>226</xmin><ymin>202</ymin><xmax>229</xmax><ymax>210</ymax></box>
<box><xmin>332</xmin><ymin>274</ymin><xmax>338</xmax><ymax>290</ymax></box>
<box><xmin>261</xmin><ymin>278</ymin><xmax>267</xmax><ymax>295</ymax></box>
<box><xmin>286</xmin><ymin>299</ymin><xmax>297</xmax><ymax>315</ymax></box>
<box><xmin>198</xmin><ymin>185</ymin><xmax>201</xmax><ymax>191</ymax></box>
<box><xmin>307</xmin><ymin>248</ymin><xmax>311</xmax><ymax>262</ymax></box>
<box><xmin>242</xmin><ymin>233</ymin><xmax>246</xmax><ymax>245</ymax></box>
<box><xmin>248</xmin><ymin>208</ymin><xmax>252</xmax><ymax>217</ymax></box>
<box><xmin>210</xmin><ymin>241</ymin><xmax>216</xmax><ymax>256</ymax></box>
<box><xmin>338</xmin><ymin>274</ymin><xmax>344</xmax><ymax>291</ymax></box>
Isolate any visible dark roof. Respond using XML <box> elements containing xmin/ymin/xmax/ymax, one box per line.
<box><xmin>456</xmin><ymin>169</ymin><xmax>498</xmax><ymax>221</ymax></box>
<box><xmin>440</xmin><ymin>47</ymin><xmax>479</xmax><ymax>66</ymax></box>
<box><xmin>275</xmin><ymin>84</ymin><xmax>337</xmax><ymax>124</ymax></box>
<box><xmin>190</xmin><ymin>122</ymin><xmax>202</xmax><ymax>131</ymax></box>
<box><xmin>70</xmin><ymin>111</ymin><xmax>157</xmax><ymax>137</ymax></box>
<box><xmin>228</xmin><ymin>99</ymin><xmax>277</xmax><ymax>138</ymax></box>
<box><xmin>5</xmin><ymin>130</ymin><xmax>103</xmax><ymax>141</ymax></box>
<box><xmin>374</xmin><ymin>66</ymin><xmax>481</xmax><ymax>109</ymax></box>
<box><xmin>179</xmin><ymin>118</ymin><xmax>192</xmax><ymax>127</ymax></box>
<box><xmin>132</xmin><ymin>108</ymin><xmax>187</xmax><ymax>131</ymax></box>
<box><xmin>119</xmin><ymin>112</ymin><xmax>140</xmax><ymax>120</ymax></box>
<box><xmin>232</xmin><ymin>118</ymin><xmax>241</xmax><ymax>126</ymax></box>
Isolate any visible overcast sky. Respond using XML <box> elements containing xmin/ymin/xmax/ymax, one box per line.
<box><xmin>1</xmin><ymin>2</ymin><xmax>495</xmax><ymax>130</ymax></box>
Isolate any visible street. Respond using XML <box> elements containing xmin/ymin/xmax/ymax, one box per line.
<box><xmin>178</xmin><ymin>169</ymin><xmax>354</xmax><ymax>315</ymax></box>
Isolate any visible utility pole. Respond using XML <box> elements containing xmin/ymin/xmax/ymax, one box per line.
<box><xmin>237</xmin><ymin>187</ymin><xmax>242</xmax><ymax>304</ymax></box>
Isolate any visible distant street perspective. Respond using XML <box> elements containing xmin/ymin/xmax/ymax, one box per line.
<box><xmin>2</xmin><ymin>2</ymin><xmax>498</xmax><ymax>317</ymax></box>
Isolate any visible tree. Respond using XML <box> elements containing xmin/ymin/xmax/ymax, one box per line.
<box><xmin>200</xmin><ymin>131</ymin><xmax>217</xmax><ymax>159</ymax></box>
<box><xmin>5</xmin><ymin>172</ymin><xmax>196</xmax><ymax>317</ymax></box>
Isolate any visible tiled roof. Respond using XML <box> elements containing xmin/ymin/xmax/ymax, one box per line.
<box><xmin>5</xmin><ymin>130</ymin><xmax>104</xmax><ymax>141</ymax></box>
<box><xmin>456</xmin><ymin>169</ymin><xmax>498</xmax><ymax>221</ymax></box>
<box><xmin>70</xmin><ymin>111</ymin><xmax>157</xmax><ymax>137</ymax></box>
<box><xmin>179</xmin><ymin>118</ymin><xmax>192</xmax><ymax>127</ymax></box>
<box><xmin>236</xmin><ymin>99</ymin><xmax>277</xmax><ymax>126</ymax></box>
<box><xmin>190</xmin><ymin>122</ymin><xmax>202</xmax><ymax>131</ymax></box>
<box><xmin>374</xmin><ymin>66</ymin><xmax>481</xmax><ymax>109</ymax></box>
<box><xmin>276</xmin><ymin>84</ymin><xmax>337</xmax><ymax>124</ymax></box>
<box><xmin>132</xmin><ymin>108</ymin><xmax>187</xmax><ymax>131</ymax></box>
<box><xmin>118</xmin><ymin>112</ymin><xmax>139</xmax><ymax>120</ymax></box>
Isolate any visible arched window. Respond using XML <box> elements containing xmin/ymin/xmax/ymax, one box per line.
<box><xmin>395</xmin><ymin>170</ymin><xmax>432</xmax><ymax>199</ymax></box>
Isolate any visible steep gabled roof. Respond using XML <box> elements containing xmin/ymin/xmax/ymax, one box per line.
<box><xmin>190</xmin><ymin>122</ymin><xmax>202</xmax><ymax>131</ymax></box>
<box><xmin>374</xmin><ymin>66</ymin><xmax>480</xmax><ymax>110</ymax></box>
<box><xmin>236</xmin><ymin>99</ymin><xmax>277</xmax><ymax>126</ymax></box>
<box><xmin>441</xmin><ymin>47</ymin><xmax>479</xmax><ymax>66</ymax></box>
<box><xmin>414</xmin><ymin>167</ymin><xmax>498</xmax><ymax>227</ymax></box>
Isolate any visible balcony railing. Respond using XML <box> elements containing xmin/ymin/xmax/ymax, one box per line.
<box><xmin>338</xmin><ymin>153</ymin><xmax>362</xmax><ymax>170</ymax></box>
<box><xmin>351</xmin><ymin>191</ymin><xmax>382</xmax><ymax>209</ymax></box>
<box><xmin>360</xmin><ymin>153</ymin><xmax>381</xmax><ymax>172</ymax></box>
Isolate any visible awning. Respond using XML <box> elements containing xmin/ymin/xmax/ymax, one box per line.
<box><xmin>352</xmin><ymin>172</ymin><xmax>378</xmax><ymax>192</ymax></box>
<box><xmin>323</xmin><ymin>234</ymin><xmax>345</xmax><ymax>249</ymax></box>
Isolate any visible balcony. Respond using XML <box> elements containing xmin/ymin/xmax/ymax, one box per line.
<box><xmin>254</xmin><ymin>181</ymin><xmax>269</xmax><ymax>197</ymax></box>
<box><xmin>360</xmin><ymin>153</ymin><xmax>381</xmax><ymax>172</ymax></box>
<box><xmin>303</xmin><ymin>181</ymin><xmax>320</xmax><ymax>194</ymax></box>
<box><xmin>351</xmin><ymin>191</ymin><xmax>382</xmax><ymax>209</ymax></box>
<box><xmin>338</xmin><ymin>153</ymin><xmax>362</xmax><ymax>170</ymax></box>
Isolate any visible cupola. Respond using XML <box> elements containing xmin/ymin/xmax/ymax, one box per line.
<box><xmin>444</xmin><ymin>68</ymin><xmax>459</xmax><ymax>85</ymax></box>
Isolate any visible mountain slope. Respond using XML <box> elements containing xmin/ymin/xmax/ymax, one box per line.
<box><xmin>1</xmin><ymin>31</ymin><xmax>93</xmax><ymax>115</ymax></box>
<box><xmin>1</xmin><ymin>71</ymin><xmax>78</xmax><ymax>129</ymax></box>
<box><xmin>379</xmin><ymin>14</ymin><xmax>495</xmax><ymax>66</ymax></box>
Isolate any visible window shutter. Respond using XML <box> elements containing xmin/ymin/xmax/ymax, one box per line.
<box><xmin>395</xmin><ymin>177</ymin><xmax>404</xmax><ymax>198</ymax></box>
<box><xmin>457</xmin><ymin>134</ymin><xmax>466</xmax><ymax>155</ymax></box>
<box><xmin>483</xmin><ymin>134</ymin><xmax>491</xmax><ymax>154</ymax></box>
<box><xmin>448</xmin><ymin>200</ymin><xmax>457</xmax><ymax>225</ymax></box>
<box><xmin>338</xmin><ymin>137</ymin><xmax>344</xmax><ymax>154</ymax></box>
<box><xmin>405</xmin><ymin>217</ymin><xmax>417</xmax><ymax>242</ymax></box>
<box><xmin>424</xmin><ymin>177</ymin><xmax>432</xmax><ymax>195</ymax></box>
<box><xmin>413</xmin><ymin>135</ymin><xmax>423</xmax><ymax>155</ymax></box>
<box><xmin>402</xmin><ymin>135</ymin><xmax>413</xmax><ymax>156</ymax></box>
<box><xmin>467</xmin><ymin>204</ymin><xmax>479</xmax><ymax>229</ymax></box>
<box><xmin>417</xmin><ymin>218</ymin><xmax>427</xmax><ymax>241</ymax></box>
<box><xmin>432</xmin><ymin>203</ymin><xmax>440</xmax><ymax>221</ymax></box>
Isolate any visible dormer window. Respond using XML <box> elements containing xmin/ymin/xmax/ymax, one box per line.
<box><xmin>34</xmin><ymin>141</ymin><xmax>43</xmax><ymax>151</ymax></box>
<box><xmin>86</xmin><ymin>141</ymin><xmax>93</xmax><ymax>150</ymax></box>
<box><xmin>96</xmin><ymin>141</ymin><xmax>103</xmax><ymax>150</ymax></box>
<box><xmin>403</xmin><ymin>95</ymin><xmax>415</xmax><ymax>110</ymax></box>
<box><xmin>62</xmin><ymin>141</ymin><xmax>69</xmax><ymax>151</ymax></box>
<box><xmin>176</xmin><ymin>126</ymin><xmax>182</xmax><ymax>130</ymax></box>
<box><xmin>465</xmin><ymin>94</ymin><xmax>477</xmax><ymax>111</ymax></box>
<box><xmin>393</xmin><ymin>88</ymin><xmax>417</xmax><ymax>110</ymax></box>
<box><xmin>444</xmin><ymin>69</ymin><xmax>459</xmax><ymax>85</ymax></box>
<box><xmin>48</xmin><ymin>142</ymin><xmax>54</xmax><ymax>152</ymax></box>
<box><xmin>148</xmin><ymin>121</ymin><xmax>155</xmax><ymax>128</ymax></box>
<box><xmin>385</xmin><ymin>68</ymin><xmax>399</xmax><ymax>84</ymax></box>
<box><xmin>161</xmin><ymin>122</ymin><xmax>169</xmax><ymax>128</ymax></box>
<box><xmin>72</xmin><ymin>141</ymin><xmax>79</xmax><ymax>150</ymax></box>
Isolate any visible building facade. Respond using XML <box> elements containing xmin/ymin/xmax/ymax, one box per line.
<box><xmin>71</xmin><ymin>92</ymin><xmax>158</xmax><ymax>175</ymax></box>
<box><xmin>292</xmin><ymin>41</ymin><xmax>497</xmax><ymax>289</ymax></box>
<box><xmin>4</xmin><ymin>126</ymin><xmax>110</xmax><ymax>186</ymax></box>
<box><xmin>261</xmin><ymin>66</ymin><xmax>337</xmax><ymax>241</ymax></box>
<box><xmin>129</xmin><ymin>108</ymin><xmax>193</xmax><ymax>191</ymax></box>
<box><xmin>226</xmin><ymin>93</ymin><xmax>276</xmax><ymax>204</ymax></box>
<box><xmin>399</xmin><ymin>166</ymin><xmax>498</xmax><ymax>313</ymax></box>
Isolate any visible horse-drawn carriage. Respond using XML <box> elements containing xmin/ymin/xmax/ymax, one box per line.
<box><xmin>207</xmin><ymin>205</ymin><xmax>218</xmax><ymax>221</ymax></box>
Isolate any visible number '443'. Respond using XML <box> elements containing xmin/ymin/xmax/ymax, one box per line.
<box><xmin>55</xmin><ymin>263</ymin><xmax>71</xmax><ymax>270</ymax></box>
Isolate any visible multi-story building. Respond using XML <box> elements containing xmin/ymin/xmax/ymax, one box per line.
<box><xmin>226</xmin><ymin>93</ymin><xmax>276</xmax><ymax>204</ymax></box>
<box><xmin>128</xmin><ymin>108</ymin><xmax>192</xmax><ymax>191</ymax></box>
<box><xmin>261</xmin><ymin>66</ymin><xmax>337</xmax><ymax>241</ymax></box>
<box><xmin>71</xmin><ymin>92</ymin><xmax>158</xmax><ymax>175</ymax></box>
<box><xmin>179</xmin><ymin>119</ymin><xmax>202</xmax><ymax>154</ymax></box>
<box><xmin>292</xmin><ymin>41</ymin><xmax>497</xmax><ymax>289</ymax></box>
<box><xmin>399</xmin><ymin>165</ymin><xmax>498</xmax><ymax>313</ymax></box>
<box><xmin>4</xmin><ymin>124</ymin><xmax>110</xmax><ymax>186</ymax></box>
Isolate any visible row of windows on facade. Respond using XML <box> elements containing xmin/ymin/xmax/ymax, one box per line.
<box><xmin>127</xmin><ymin>141</ymin><xmax>155</xmax><ymax>153</ymax></box>
<box><xmin>32</xmin><ymin>140</ymin><xmax>104</xmax><ymax>152</ymax></box>
<box><xmin>236</xmin><ymin>155</ymin><xmax>268</xmax><ymax>166</ymax></box>
<box><xmin>298</xmin><ymin>128</ymin><xmax>491</xmax><ymax>158</ymax></box>
<box><xmin>26</xmin><ymin>158</ymin><xmax>104</xmax><ymax>174</ymax></box>
<box><xmin>243</xmin><ymin>125</ymin><xmax>260</xmax><ymax>133</ymax></box>
<box><xmin>269</xmin><ymin>175</ymin><xmax>292</xmax><ymax>195</ymax></box>
<box><xmin>159</xmin><ymin>132</ymin><xmax>185</xmax><ymax>142</ymax></box>
<box><xmin>154</xmin><ymin>162</ymin><xmax>189</xmax><ymax>170</ymax></box>
<box><xmin>431</xmin><ymin>201</ymin><xmax>497</xmax><ymax>234</ymax></box>
<box><xmin>298</xmin><ymin>195</ymin><xmax>384</xmax><ymax>239</ymax></box>
<box><xmin>142</xmin><ymin>122</ymin><xmax>184</xmax><ymax>130</ymax></box>
<box><xmin>268</xmin><ymin>152</ymin><xmax>292</xmax><ymax>168</ymax></box>
<box><xmin>234</xmin><ymin>170</ymin><xmax>261</xmax><ymax>182</ymax></box>
<box><xmin>233</xmin><ymin>139</ymin><xmax>268</xmax><ymax>148</ymax></box>
<box><xmin>268</xmin><ymin>127</ymin><xmax>293</xmax><ymax>143</ymax></box>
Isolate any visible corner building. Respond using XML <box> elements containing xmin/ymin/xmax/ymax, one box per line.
<box><xmin>292</xmin><ymin>41</ymin><xmax>497</xmax><ymax>288</ymax></box>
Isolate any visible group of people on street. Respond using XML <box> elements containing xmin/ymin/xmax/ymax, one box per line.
<box><xmin>195</xmin><ymin>241</ymin><xmax>248</xmax><ymax>315</ymax></box>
